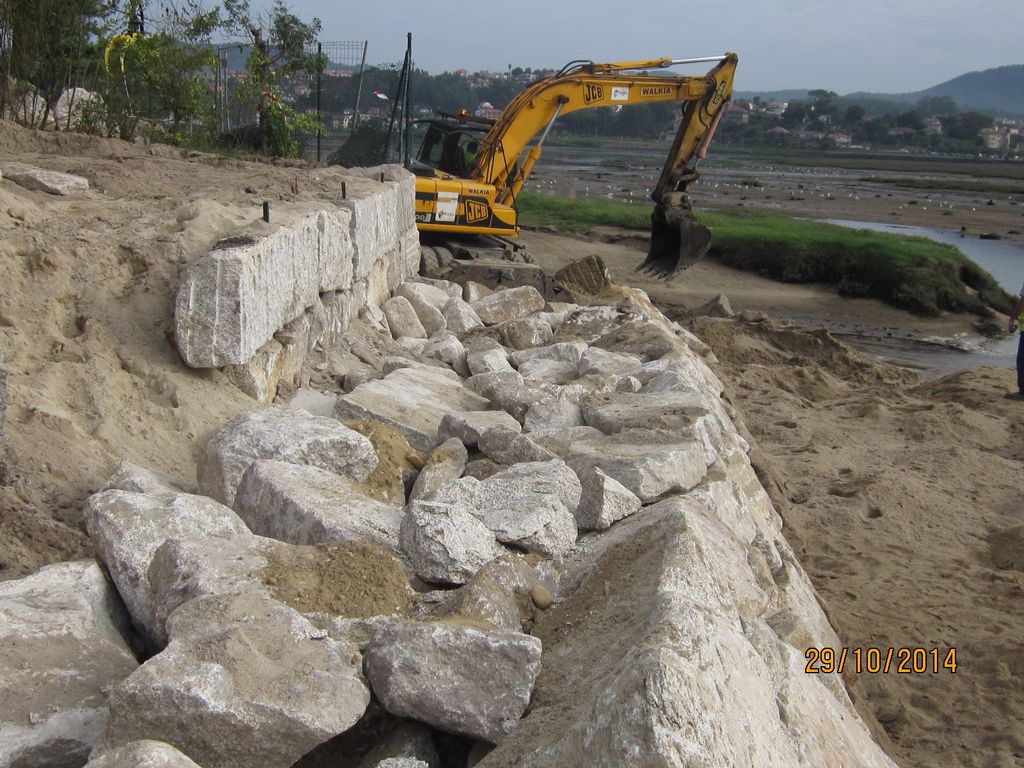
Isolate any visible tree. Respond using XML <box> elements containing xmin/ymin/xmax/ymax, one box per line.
<box><xmin>916</xmin><ymin>95</ymin><xmax>957</xmax><ymax>116</ymax></box>
<box><xmin>2</xmin><ymin>0</ymin><xmax>110</xmax><ymax>127</ymax></box>
<box><xmin>222</xmin><ymin>0</ymin><xmax>322</xmax><ymax>155</ymax></box>
<box><xmin>896</xmin><ymin>110</ymin><xmax>924</xmax><ymax>130</ymax></box>
<box><xmin>99</xmin><ymin>1</ymin><xmax>221</xmax><ymax>141</ymax></box>
<box><xmin>942</xmin><ymin>111</ymin><xmax>993</xmax><ymax>141</ymax></box>
<box><xmin>843</xmin><ymin>104</ymin><xmax>866</xmax><ymax>126</ymax></box>
<box><xmin>781</xmin><ymin>102</ymin><xmax>809</xmax><ymax>128</ymax></box>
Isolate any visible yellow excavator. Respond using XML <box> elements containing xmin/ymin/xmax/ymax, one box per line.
<box><xmin>410</xmin><ymin>53</ymin><xmax>738</xmax><ymax>278</ymax></box>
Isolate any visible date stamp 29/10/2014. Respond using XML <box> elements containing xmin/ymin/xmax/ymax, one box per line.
<box><xmin>804</xmin><ymin>647</ymin><xmax>958</xmax><ymax>675</ymax></box>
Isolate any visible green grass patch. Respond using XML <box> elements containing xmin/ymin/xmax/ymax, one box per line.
<box><xmin>516</xmin><ymin>192</ymin><xmax>1014</xmax><ymax>318</ymax></box>
<box><xmin>858</xmin><ymin>176</ymin><xmax>1024</xmax><ymax>195</ymax></box>
<box><xmin>517</xmin><ymin>191</ymin><xmax>652</xmax><ymax>232</ymax></box>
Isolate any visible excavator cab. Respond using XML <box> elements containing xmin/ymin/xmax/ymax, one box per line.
<box><xmin>411</xmin><ymin>114</ymin><xmax>491</xmax><ymax>178</ymax></box>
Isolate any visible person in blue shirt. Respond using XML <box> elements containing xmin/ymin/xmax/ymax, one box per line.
<box><xmin>1009</xmin><ymin>282</ymin><xmax>1024</xmax><ymax>400</ymax></box>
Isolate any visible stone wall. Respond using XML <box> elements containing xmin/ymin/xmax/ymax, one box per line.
<box><xmin>174</xmin><ymin>165</ymin><xmax>420</xmax><ymax>400</ymax></box>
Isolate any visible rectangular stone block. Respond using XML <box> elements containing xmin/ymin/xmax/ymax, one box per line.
<box><xmin>339</xmin><ymin>182</ymin><xmax>400</xmax><ymax>281</ymax></box>
<box><xmin>349</xmin><ymin>164</ymin><xmax>417</xmax><ymax>234</ymax></box>
<box><xmin>316</xmin><ymin>207</ymin><xmax>356</xmax><ymax>293</ymax></box>
<box><xmin>335</xmin><ymin>367</ymin><xmax>490</xmax><ymax>452</ymax></box>
<box><xmin>175</xmin><ymin>208</ymin><xmax>329</xmax><ymax>367</ymax></box>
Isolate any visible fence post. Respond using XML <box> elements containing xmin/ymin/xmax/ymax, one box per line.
<box><xmin>403</xmin><ymin>33</ymin><xmax>413</xmax><ymax>167</ymax></box>
<box><xmin>316</xmin><ymin>41</ymin><xmax>322</xmax><ymax>163</ymax></box>
<box><xmin>352</xmin><ymin>41</ymin><xmax>368</xmax><ymax>133</ymax></box>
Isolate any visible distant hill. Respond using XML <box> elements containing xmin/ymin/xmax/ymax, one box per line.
<box><xmin>737</xmin><ymin>64</ymin><xmax>1024</xmax><ymax>116</ymax></box>
<box><xmin>881</xmin><ymin>65</ymin><xmax>1024</xmax><ymax>115</ymax></box>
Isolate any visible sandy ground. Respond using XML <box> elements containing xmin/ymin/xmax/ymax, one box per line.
<box><xmin>0</xmin><ymin>122</ymin><xmax>360</xmax><ymax>577</ymax></box>
<box><xmin>1</xmin><ymin>121</ymin><xmax>1022</xmax><ymax>767</ymax></box>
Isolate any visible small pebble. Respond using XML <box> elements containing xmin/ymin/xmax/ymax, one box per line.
<box><xmin>530</xmin><ymin>584</ymin><xmax>553</xmax><ymax>610</ymax></box>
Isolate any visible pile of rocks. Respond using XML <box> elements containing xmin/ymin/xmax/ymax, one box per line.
<box><xmin>0</xmin><ymin>273</ymin><xmax>898</xmax><ymax>767</ymax></box>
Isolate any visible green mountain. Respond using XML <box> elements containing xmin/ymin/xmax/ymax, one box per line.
<box><xmin>737</xmin><ymin>64</ymin><xmax>1024</xmax><ymax>116</ymax></box>
<box><xmin>905</xmin><ymin>64</ymin><xmax>1023</xmax><ymax>114</ymax></box>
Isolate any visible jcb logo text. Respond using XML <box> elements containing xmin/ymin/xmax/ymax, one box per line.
<box><xmin>464</xmin><ymin>200</ymin><xmax>489</xmax><ymax>223</ymax></box>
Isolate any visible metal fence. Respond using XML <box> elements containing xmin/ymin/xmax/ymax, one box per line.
<box><xmin>212</xmin><ymin>39</ymin><xmax>369</xmax><ymax>163</ymax></box>
<box><xmin>1</xmin><ymin>33</ymin><xmax>373</xmax><ymax>164</ymax></box>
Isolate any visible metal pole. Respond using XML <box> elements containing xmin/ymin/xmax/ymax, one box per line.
<box><xmin>316</xmin><ymin>42</ymin><xmax>322</xmax><ymax>163</ymax></box>
<box><xmin>214</xmin><ymin>49</ymin><xmax>220</xmax><ymax>136</ymax></box>
<box><xmin>668</xmin><ymin>55</ymin><xmax>730</xmax><ymax>65</ymax></box>
<box><xmin>352</xmin><ymin>41</ymin><xmax>368</xmax><ymax>133</ymax></box>
<box><xmin>403</xmin><ymin>33</ymin><xmax>412</xmax><ymax>167</ymax></box>
<box><xmin>384</xmin><ymin>55</ymin><xmax>407</xmax><ymax>164</ymax></box>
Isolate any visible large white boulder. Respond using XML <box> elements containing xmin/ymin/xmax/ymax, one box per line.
<box><xmin>1</xmin><ymin>162</ymin><xmax>89</xmax><ymax>195</ymax></box>
<box><xmin>400</xmin><ymin>501</ymin><xmax>503</xmax><ymax>585</ymax></box>
<box><xmin>477</xmin><ymin>427</ymin><xmax>557</xmax><ymax>465</ymax></box>
<box><xmin>198</xmin><ymin>406</ymin><xmax>377</xmax><ymax>506</ymax></box>
<box><xmin>146</xmin><ymin>534</ymin><xmax>275</xmax><ymax>646</ymax></box>
<box><xmin>382</xmin><ymin>296</ymin><xmax>428</xmax><ymax>339</ymax></box>
<box><xmin>432</xmin><ymin>460</ymin><xmax>580</xmax><ymax>558</ymax></box>
<box><xmin>0</xmin><ymin>561</ymin><xmax>138</xmax><ymax>768</ymax></box>
<box><xmin>565</xmin><ymin>428</ymin><xmax>710</xmax><ymax>503</ymax></box>
<box><xmin>442</xmin><ymin>297</ymin><xmax>484</xmax><ymax>334</ymax></box>
<box><xmin>99</xmin><ymin>592</ymin><xmax>371</xmax><ymax>768</ymax></box>
<box><xmin>234</xmin><ymin>460</ymin><xmax>403</xmax><ymax>550</ymax></box>
<box><xmin>469</xmin><ymin>286</ymin><xmax>545</xmax><ymax>326</ymax></box>
<box><xmin>335</xmin><ymin>367</ymin><xmax>490</xmax><ymax>452</ymax></box>
<box><xmin>437</xmin><ymin>410</ymin><xmax>522</xmax><ymax>448</ymax></box>
<box><xmin>364</xmin><ymin>621</ymin><xmax>542</xmax><ymax>744</ymax></box>
<box><xmin>575</xmin><ymin>466</ymin><xmax>642</xmax><ymax>531</ymax></box>
<box><xmin>409</xmin><ymin>437</ymin><xmax>468</xmax><ymax>502</ymax></box>
<box><xmin>83</xmin><ymin>490</ymin><xmax>251</xmax><ymax>643</ymax></box>
<box><xmin>478</xmin><ymin>499</ymin><xmax>898</xmax><ymax>767</ymax></box>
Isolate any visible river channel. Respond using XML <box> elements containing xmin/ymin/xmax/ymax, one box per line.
<box><xmin>823</xmin><ymin>220</ymin><xmax>1020</xmax><ymax>379</ymax></box>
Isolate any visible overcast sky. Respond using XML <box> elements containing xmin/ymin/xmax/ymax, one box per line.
<box><xmin>268</xmin><ymin>0</ymin><xmax>1022</xmax><ymax>94</ymax></box>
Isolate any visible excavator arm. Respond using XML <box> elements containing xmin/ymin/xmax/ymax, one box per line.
<box><xmin>473</xmin><ymin>54</ymin><xmax>737</xmax><ymax>211</ymax></box>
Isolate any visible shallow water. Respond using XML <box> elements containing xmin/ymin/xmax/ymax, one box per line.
<box><xmin>825</xmin><ymin>219</ymin><xmax>1022</xmax><ymax>379</ymax></box>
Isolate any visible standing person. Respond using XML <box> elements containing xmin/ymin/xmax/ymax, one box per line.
<box><xmin>1009</xmin><ymin>281</ymin><xmax>1024</xmax><ymax>400</ymax></box>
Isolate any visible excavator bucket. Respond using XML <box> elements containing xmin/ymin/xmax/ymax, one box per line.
<box><xmin>637</xmin><ymin>192</ymin><xmax>712</xmax><ymax>279</ymax></box>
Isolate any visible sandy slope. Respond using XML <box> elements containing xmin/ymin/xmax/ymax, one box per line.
<box><xmin>0</xmin><ymin>122</ymin><xmax>357</xmax><ymax>577</ymax></box>
<box><xmin>694</xmin><ymin>319</ymin><xmax>1023</xmax><ymax>768</ymax></box>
